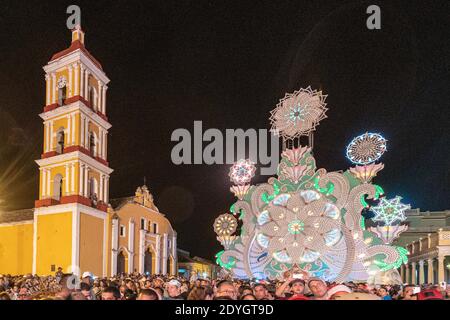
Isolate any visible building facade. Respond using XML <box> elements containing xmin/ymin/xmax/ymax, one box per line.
<box><xmin>394</xmin><ymin>209</ymin><xmax>450</xmax><ymax>284</ymax></box>
<box><xmin>0</xmin><ymin>25</ymin><xmax>177</xmax><ymax>277</ymax></box>
<box><xmin>177</xmin><ymin>249</ymin><xmax>219</xmax><ymax>280</ymax></box>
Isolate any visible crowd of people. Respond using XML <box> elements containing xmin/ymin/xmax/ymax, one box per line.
<box><xmin>0</xmin><ymin>269</ymin><xmax>448</xmax><ymax>300</ymax></box>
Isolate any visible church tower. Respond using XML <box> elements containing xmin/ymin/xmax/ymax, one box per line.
<box><xmin>33</xmin><ymin>25</ymin><xmax>113</xmax><ymax>276</ymax></box>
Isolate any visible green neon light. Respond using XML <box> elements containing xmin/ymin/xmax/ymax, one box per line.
<box><xmin>373</xmin><ymin>247</ymin><xmax>408</xmax><ymax>271</ymax></box>
<box><xmin>230</xmin><ymin>204</ymin><xmax>235</xmax><ymax>213</ymax></box>
<box><xmin>261</xmin><ymin>181</ymin><xmax>281</xmax><ymax>204</ymax></box>
<box><xmin>360</xmin><ymin>195</ymin><xmax>369</xmax><ymax>208</ymax></box>
<box><xmin>314</xmin><ymin>176</ymin><xmax>334</xmax><ymax>196</ymax></box>
<box><xmin>360</xmin><ymin>218</ymin><xmax>365</xmax><ymax>230</ymax></box>
<box><xmin>374</xmin><ymin>185</ymin><xmax>384</xmax><ymax>200</ymax></box>
<box><xmin>215</xmin><ymin>250</ymin><xmax>236</xmax><ymax>270</ymax></box>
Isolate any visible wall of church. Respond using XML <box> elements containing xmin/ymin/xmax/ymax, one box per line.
<box><xmin>0</xmin><ymin>222</ymin><xmax>33</xmax><ymax>275</ymax></box>
<box><xmin>35</xmin><ymin>212</ymin><xmax>72</xmax><ymax>275</ymax></box>
<box><xmin>79</xmin><ymin>212</ymin><xmax>104</xmax><ymax>276</ymax></box>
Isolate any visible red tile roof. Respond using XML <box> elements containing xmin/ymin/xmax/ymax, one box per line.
<box><xmin>50</xmin><ymin>40</ymin><xmax>103</xmax><ymax>70</ymax></box>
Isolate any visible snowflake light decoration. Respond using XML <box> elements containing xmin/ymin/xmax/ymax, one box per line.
<box><xmin>346</xmin><ymin>133</ymin><xmax>387</xmax><ymax>165</ymax></box>
<box><xmin>229</xmin><ymin>159</ymin><xmax>256</xmax><ymax>185</ymax></box>
<box><xmin>270</xmin><ymin>87</ymin><xmax>328</xmax><ymax>139</ymax></box>
<box><xmin>371</xmin><ymin>196</ymin><xmax>411</xmax><ymax>226</ymax></box>
<box><xmin>214</xmin><ymin>214</ymin><xmax>238</xmax><ymax>236</ymax></box>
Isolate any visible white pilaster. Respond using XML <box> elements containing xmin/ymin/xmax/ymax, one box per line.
<box><xmin>128</xmin><ymin>219</ymin><xmax>135</xmax><ymax>273</ymax></box>
<box><xmin>71</xmin><ymin>114</ymin><xmax>75</xmax><ymax>144</ymax></box>
<box><xmin>79</xmin><ymin>164</ymin><xmax>84</xmax><ymax>196</ymax></box>
<box><xmin>162</xmin><ymin>233</ymin><xmax>168</xmax><ymax>275</ymax></box>
<box><xmin>68</xmin><ymin>65</ymin><xmax>73</xmax><ymax>97</ymax></box>
<box><xmin>102</xmin><ymin>86</ymin><xmax>107</xmax><ymax>114</ymax></box>
<box><xmin>51</xmin><ymin>73</ymin><xmax>56</xmax><ymax>104</ymax></box>
<box><xmin>172</xmin><ymin>233</ymin><xmax>177</xmax><ymax>275</ymax></box>
<box><xmin>80</xmin><ymin>115</ymin><xmax>85</xmax><ymax>148</ymax></box>
<box><xmin>65</xmin><ymin>164</ymin><xmax>69</xmax><ymax>194</ymax></box>
<box><xmin>84</xmin><ymin>70</ymin><xmax>89</xmax><ymax>101</ymax></box>
<box><xmin>99</xmin><ymin>174</ymin><xmax>104</xmax><ymax>202</ymax></box>
<box><xmin>67</xmin><ymin>115</ymin><xmax>71</xmax><ymax>146</ymax></box>
<box><xmin>85</xmin><ymin>118</ymin><xmax>89</xmax><ymax>148</ymax></box>
<box><xmin>84</xmin><ymin>166</ymin><xmax>89</xmax><ymax>197</ymax></box>
<box><xmin>45</xmin><ymin>74</ymin><xmax>50</xmax><ymax>105</ymax></box>
<box><xmin>138</xmin><ymin>229</ymin><xmax>145</xmax><ymax>273</ymax></box>
<box><xmin>45</xmin><ymin>122</ymin><xmax>50</xmax><ymax>152</ymax></box>
<box><xmin>46</xmin><ymin>168</ymin><xmax>51</xmax><ymax>197</ymax></box>
<box><xmin>155</xmin><ymin>234</ymin><xmax>161</xmax><ymax>274</ymax></box>
<box><xmin>41</xmin><ymin>168</ymin><xmax>46</xmax><ymax>198</ymax></box>
<box><xmin>80</xmin><ymin>65</ymin><xmax>85</xmax><ymax>98</ymax></box>
<box><xmin>71</xmin><ymin>163</ymin><xmax>75</xmax><ymax>194</ymax></box>
<box><xmin>73</xmin><ymin>63</ymin><xmax>79</xmax><ymax>96</ymax></box>
<box><xmin>105</xmin><ymin>176</ymin><xmax>109</xmax><ymax>203</ymax></box>
<box><xmin>111</xmin><ymin>218</ymin><xmax>119</xmax><ymax>276</ymax></box>
<box><xmin>97</xmin><ymin>80</ymin><xmax>102</xmax><ymax>112</ymax></box>
<box><xmin>49</xmin><ymin>121</ymin><xmax>54</xmax><ymax>151</ymax></box>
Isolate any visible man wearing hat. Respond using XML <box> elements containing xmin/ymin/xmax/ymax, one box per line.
<box><xmin>164</xmin><ymin>279</ymin><xmax>184</xmax><ymax>300</ymax></box>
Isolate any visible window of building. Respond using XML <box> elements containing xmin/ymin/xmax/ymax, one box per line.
<box><xmin>140</xmin><ymin>218</ymin><xmax>146</xmax><ymax>230</ymax></box>
<box><xmin>56</xmin><ymin>128</ymin><xmax>65</xmax><ymax>154</ymax></box>
<box><xmin>89</xmin><ymin>132</ymin><xmax>96</xmax><ymax>157</ymax></box>
<box><xmin>53</xmin><ymin>174</ymin><xmax>63</xmax><ymax>201</ymax></box>
<box><xmin>168</xmin><ymin>239</ymin><xmax>171</xmax><ymax>249</ymax></box>
<box><xmin>120</xmin><ymin>225</ymin><xmax>126</xmax><ymax>237</ymax></box>
<box><xmin>88</xmin><ymin>86</ymin><xmax>97</xmax><ymax>111</ymax></box>
<box><xmin>152</xmin><ymin>223</ymin><xmax>158</xmax><ymax>234</ymax></box>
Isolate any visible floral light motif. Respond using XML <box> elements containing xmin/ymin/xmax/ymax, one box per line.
<box><xmin>270</xmin><ymin>87</ymin><xmax>328</xmax><ymax>140</ymax></box>
<box><xmin>214</xmin><ymin>214</ymin><xmax>238</xmax><ymax>236</ymax></box>
<box><xmin>230</xmin><ymin>184</ymin><xmax>251</xmax><ymax>200</ymax></box>
<box><xmin>281</xmin><ymin>146</ymin><xmax>310</xmax><ymax>165</ymax></box>
<box><xmin>280</xmin><ymin>164</ymin><xmax>308</xmax><ymax>184</ymax></box>
<box><xmin>349</xmin><ymin>163</ymin><xmax>385</xmax><ymax>183</ymax></box>
<box><xmin>346</xmin><ymin>133</ymin><xmax>387</xmax><ymax>165</ymax></box>
<box><xmin>256</xmin><ymin>190</ymin><xmax>342</xmax><ymax>264</ymax></box>
<box><xmin>229</xmin><ymin>159</ymin><xmax>256</xmax><ymax>185</ymax></box>
<box><xmin>371</xmin><ymin>196</ymin><xmax>411</xmax><ymax>226</ymax></box>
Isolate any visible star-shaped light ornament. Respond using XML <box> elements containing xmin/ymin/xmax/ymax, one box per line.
<box><xmin>371</xmin><ymin>196</ymin><xmax>411</xmax><ymax>226</ymax></box>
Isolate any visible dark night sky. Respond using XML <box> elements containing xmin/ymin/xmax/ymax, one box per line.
<box><xmin>0</xmin><ymin>0</ymin><xmax>449</xmax><ymax>260</ymax></box>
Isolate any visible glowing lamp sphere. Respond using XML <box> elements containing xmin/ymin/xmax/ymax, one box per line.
<box><xmin>346</xmin><ymin>133</ymin><xmax>387</xmax><ymax>165</ymax></box>
<box><xmin>229</xmin><ymin>159</ymin><xmax>256</xmax><ymax>185</ymax></box>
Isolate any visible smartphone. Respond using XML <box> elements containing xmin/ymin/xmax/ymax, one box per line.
<box><xmin>412</xmin><ymin>287</ymin><xmax>421</xmax><ymax>294</ymax></box>
<box><xmin>293</xmin><ymin>273</ymin><xmax>303</xmax><ymax>279</ymax></box>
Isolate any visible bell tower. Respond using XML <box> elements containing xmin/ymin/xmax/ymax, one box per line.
<box><xmin>33</xmin><ymin>24</ymin><xmax>113</xmax><ymax>277</ymax></box>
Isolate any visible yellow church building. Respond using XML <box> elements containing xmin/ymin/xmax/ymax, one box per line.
<box><xmin>0</xmin><ymin>25</ymin><xmax>177</xmax><ymax>277</ymax></box>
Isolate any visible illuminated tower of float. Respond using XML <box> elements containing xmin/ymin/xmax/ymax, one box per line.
<box><xmin>34</xmin><ymin>25</ymin><xmax>112</xmax><ymax>276</ymax></box>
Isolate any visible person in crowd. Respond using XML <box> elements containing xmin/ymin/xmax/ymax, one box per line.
<box><xmin>326</xmin><ymin>284</ymin><xmax>352</xmax><ymax>300</ymax></box>
<box><xmin>187</xmin><ymin>286</ymin><xmax>213</xmax><ymax>300</ymax></box>
<box><xmin>101</xmin><ymin>286</ymin><xmax>121</xmax><ymax>300</ymax></box>
<box><xmin>307</xmin><ymin>278</ymin><xmax>329</xmax><ymax>300</ymax></box>
<box><xmin>275</xmin><ymin>277</ymin><xmax>308</xmax><ymax>300</ymax></box>
<box><xmin>164</xmin><ymin>279</ymin><xmax>184</xmax><ymax>300</ymax></box>
<box><xmin>214</xmin><ymin>280</ymin><xmax>238</xmax><ymax>300</ymax></box>
<box><xmin>377</xmin><ymin>286</ymin><xmax>392</xmax><ymax>300</ymax></box>
<box><xmin>254</xmin><ymin>283</ymin><xmax>273</xmax><ymax>300</ymax></box>
<box><xmin>137</xmin><ymin>288</ymin><xmax>160</xmax><ymax>300</ymax></box>
<box><xmin>241</xmin><ymin>293</ymin><xmax>256</xmax><ymax>300</ymax></box>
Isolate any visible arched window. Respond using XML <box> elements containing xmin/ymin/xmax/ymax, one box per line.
<box><xmin>89</xmin><ymin>132</ymin><xmax>96</xmax><ymax>157</ymax></box>
<box><xmin>53</xmin><ymin>174</ymin><xmax>63</xmax><ymax>201</ymax></box>
<box><xmin>88</xmin><ymin>86</ymin><xmax>97</xmax><ymax>111</ymax></box>
<box><xmin>58</xmin><ymin>86</ymin><xmax>67</xmax><ymax>106</ymax></box>
<box><xmin>57</xmin><ymin>76</ymin><xmax>67</xmax><ymax>106</ymax></box>
<box><xmin>88</xmin><ymin>177</ymin><xmax>98</xmax><ymax>199</ymax></box>
<box><xmin>56</xmin><ymin>127</ymin><xmax>65</xmax><ymax>154</ymax></box>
